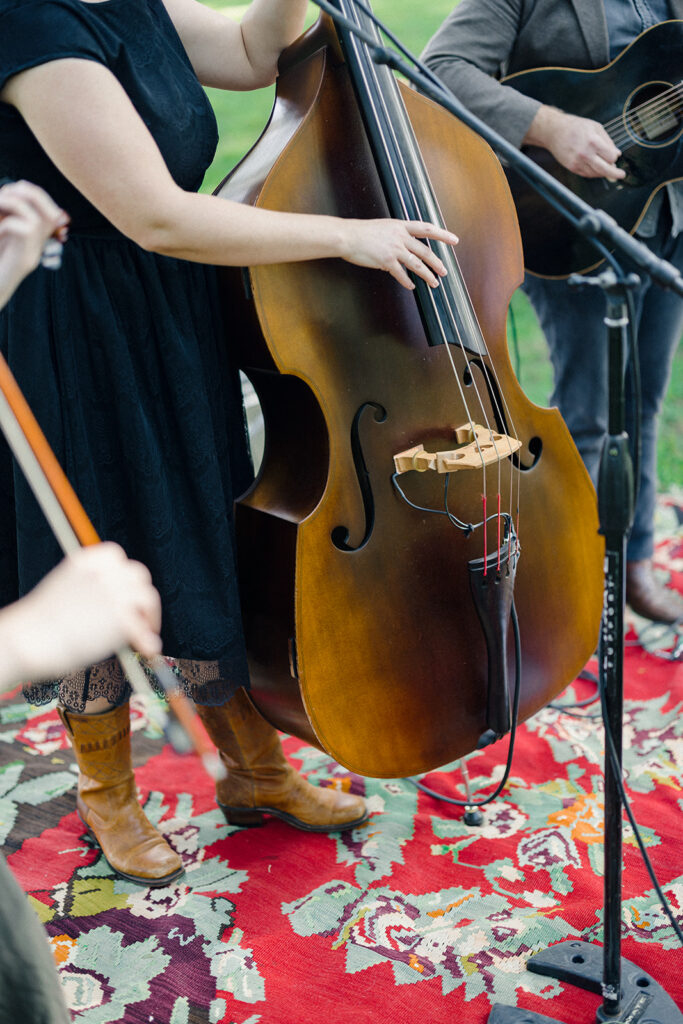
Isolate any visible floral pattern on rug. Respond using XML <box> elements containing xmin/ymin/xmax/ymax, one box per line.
<box><xmin>1</xmin><ymin>497</ymin><xmax>682</xmax><ymax>1023</ymax></box>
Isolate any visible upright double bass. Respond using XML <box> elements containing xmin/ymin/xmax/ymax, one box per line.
<box><xmin>216</xmin><ymin>1</ymin><xmax>603</xmax><ymax>779</ymax></box>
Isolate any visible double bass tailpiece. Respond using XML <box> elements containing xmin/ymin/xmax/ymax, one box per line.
<box><xmin>394</xmin><ymin>418</ymin><xmax>523</xmax><ymax>751</ymax></box>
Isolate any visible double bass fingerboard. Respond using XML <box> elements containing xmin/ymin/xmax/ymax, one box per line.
<box><xmin>331</xmin><ymin>0</ymin><xmax>487</xmax><ymax>357</ymax></box>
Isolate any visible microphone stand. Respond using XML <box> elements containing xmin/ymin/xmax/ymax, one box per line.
<box><xmin>310</xmin><ymin>2</ymin><xmax>683</xmax><ymax>1021</ymax></box>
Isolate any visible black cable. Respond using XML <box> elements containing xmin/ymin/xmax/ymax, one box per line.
<box><xmin>551</xmin><ymin>707</ymin><xmax>603</xmax><ymax>720</ymax></box>
<box><xmin>549</xmin><ymin>652</ymin><xmax>682</xmax><ymax>940</ymax></box>
<box><xmin>599</xmin><ymin>669</ymin><xmax>683</xmax><ymax>946</ymax></box>
<box><xmin>406</xmin><ymin>602</ymin><xmax>522</xmax><ymax>808</ymax></box>
<box><xmin>625</xmin><ymin>621</ymin><xmax>683</xmax><ymax>661</ymax></box>
<box><xmin>672</xmin><ymin>631</ymin><xmax>683</xmax><ymax>661</ymax></box>
<box><xmin>625</xmin><ymin>287</ymin><xmax>642</xmax><ymax>516</ymax></box>
<box><xmin>392</xmin><ymin>471</ymin><xmax>472</xmax><ymax>532</ymax></box>
<box><xmin>507</xmin><ymin>300</ymin><xmax>522</xmax><ymax>381</ymax></box>
<box><xmin>549</xmin><ymin>666</ymin><xmax>601</xmax><ymax>716</ymax></box>
<box><xmin>392</xmin><ymin>471</ymin><xmax>515</xmax><ymax>546</ymax></box>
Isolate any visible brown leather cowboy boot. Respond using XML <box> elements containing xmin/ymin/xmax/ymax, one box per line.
<box><xmin>626</xmin><ymin>559</ymin><xmax>683</xmax><ymax>624</ymax></box>
<box><xmin>195</xmin><ymin>689</ymin><xmax>368</xmax><ymax>832</ymax></box>
<box><xmin>58</xmin><ymin>702</ymin><xmax>184</xmax><ymax>886</ymax></box>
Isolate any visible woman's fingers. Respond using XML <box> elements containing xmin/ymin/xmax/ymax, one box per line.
<box><xmin>399</xmin><ymin>223</ymin><xmax>458</xmax><ymax>289</ymax></box>
<box><xmin>0</xmin><ymin>181</ymin><xmax>69</xmax><ymax>259</ymax></box>
<box><xmin>331</xmin><ymin>216</ymin><xmax>459</xmax><ymax>290</ymax></box>
<box><xmin>406</xmin><ymin>221</ymin><xmax>459</xmax><ymax>247</ymax></box>
<box><xmin>0</xmin><ymin>179</ymin><xmax>66</xmax><ymax>227</ymax></box>
<box><xmin>0</xmin><ymin>181</ymin><xmax>69</xmax><ymax>287</ymax></box>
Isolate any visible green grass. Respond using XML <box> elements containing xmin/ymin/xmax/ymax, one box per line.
<box><xmin>201</xmin><ymin>1</ymin><xmax>681</xmax><ymax>493</ymax></box>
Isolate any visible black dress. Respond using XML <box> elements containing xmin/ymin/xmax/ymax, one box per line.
<box><xmin>0</xmin><ymin>0</ymin><xmax>253</xmax><ymax>708</ymax></box>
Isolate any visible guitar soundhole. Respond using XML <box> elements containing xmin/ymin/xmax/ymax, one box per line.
<box><xmin>624</xmin><ymin>81</ymin><xmax>683</xmax><ymax>148</ymax></box>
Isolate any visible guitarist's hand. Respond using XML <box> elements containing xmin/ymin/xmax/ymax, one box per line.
<box><xmin>524</xmin><ymin>105</ymin><xmax>626</xmax><ymax>182</ymax></box>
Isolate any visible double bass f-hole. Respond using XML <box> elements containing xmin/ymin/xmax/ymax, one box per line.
<box><xmin>331</xmin><ymin>400</ymin><xmax>386</xmax><ymax>553</ymax></box>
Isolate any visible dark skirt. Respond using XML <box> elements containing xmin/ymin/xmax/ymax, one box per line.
<box><xmin>0</xmin><ymin>233</ymin><xmax>253</xmax><ymax>710</ymax></box>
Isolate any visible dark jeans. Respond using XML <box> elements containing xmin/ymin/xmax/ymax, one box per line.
<box><xmin>523</xmin><ymin>211</ymin><xmax>683</xmax><ymax>561</ymax></box>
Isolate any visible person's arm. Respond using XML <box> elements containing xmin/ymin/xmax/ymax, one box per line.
<box><xmin>0</xmin><ymin>544</ymin><xmax>162</xmax><ymax>690</ymax></box>
<box><xmin>0</xmin><ymin>59</ymin><xmax>456</xmax><ymax>293</ymax></box>
<box><xmin>0</xmin><ymin>181</ymin><xmax>68</xmax><ymax>307</ymax></box>
<box><xmin>422</xmin><ymin>0</ymin><xmax>624</xmax><ymax>181</ymax></box>
<box><xmin>421</xmin><ymin>0</ymin><xmax>541</xmax><ymax>150</ymax></box>
<box><xmin>161</xmin><ymin>0</ymin><xmax>309</xmax><ymax>90</ymax></box>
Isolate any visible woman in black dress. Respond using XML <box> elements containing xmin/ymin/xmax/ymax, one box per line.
<box><xmin>0</xmin><ymin>0</ymin><xmax>457</xmax><ymax>887</ymax></box>
<box><xmin>0</xmin><ymin>179</ymin><xmax>180</xmax><ymax>1020</ymax></box>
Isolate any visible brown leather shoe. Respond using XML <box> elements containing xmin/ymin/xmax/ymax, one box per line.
<box><xmin>195</xmin><ymin>690</ymin><xmax>368</xmax><ymax>832</ymax></box>
<box><xmin>58</xmin><ymin>703</ymin><xmax>184</xmax><ymax>887</ymax></box>
<box><xmin>626</xmin><ymin>559</ymin><xmax>683</xmax><ymax>624</ymax></box>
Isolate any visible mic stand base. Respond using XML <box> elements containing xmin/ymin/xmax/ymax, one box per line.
<box><xmin>488</xmin><ymin>938</ymin><xmax>683</xmax><ymax>1023</ymax></box>
<box><xmin>486</xmin><ymin>269</ymin><xmax>681</xmax><ymax>1024</ymax></box>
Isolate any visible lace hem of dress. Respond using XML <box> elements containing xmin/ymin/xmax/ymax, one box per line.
<box><xmin>22</xmin><ymin>654</ymin><xmax>245</xmax><ymax>712</ymax></box>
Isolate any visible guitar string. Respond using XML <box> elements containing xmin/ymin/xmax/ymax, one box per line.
<box><xmin>607</xmin><ymin>101</ymin><xmax>683</xmax><ymax>148</ymax></box>
<box><xmin>601</xmin><ymin>84</ymin><xmax>683</xmax><ymax>148</ymax></box>
<box><xmin>345</xmin><ymin>0</ymin><xmax>521</xmax><ymax>546</ymax></box>
<box><xmin>601</xmin><ymin>81</ymin><xmax>682</xmax><ymax>133</ymax></box>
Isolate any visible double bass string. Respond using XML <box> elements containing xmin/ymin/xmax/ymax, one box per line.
<box><xmin>341</xmin><ymin>4</ymin><xmax>498</xmax><ymax>440</ymax></box>
<box><xmin>342</xmin><ymin>0</ymin><xmax>524</xmax><ymax>550</ymax></box>
<box><xmin>348</xmin><ymin>45</ymin><xmax>496</xmax><ymax>519</ymax></box>
<box><xmin>340</xmin><ymin>0</ymin><xmax>520</xmax><ymax>553</ymax></box>
<box><xmin>347</xmin><ymin>0</ymin><xmax>525</xmax><ymax>456</ymax></box>
<box><xmin>347</xmin><ymin>36</ymin><xmax>488</xmax><ymax>435</ymax></box>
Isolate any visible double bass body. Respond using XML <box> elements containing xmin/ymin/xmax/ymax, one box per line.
<box><xmin>217</xmin><ymin>15</ymin><xmax>603</xmax><ymax>779</ymax></box>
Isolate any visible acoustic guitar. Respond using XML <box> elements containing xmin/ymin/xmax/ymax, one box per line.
<box><xmin>502</xmin><ymin>19</ymin><xmax>683</xmax><ymax>277</ymax></box>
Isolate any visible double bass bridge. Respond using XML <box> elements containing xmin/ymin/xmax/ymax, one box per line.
<box><xmin>393</xmin><ymin>423</ymin><xmax>522</xmax><ymax>475</ymax></box>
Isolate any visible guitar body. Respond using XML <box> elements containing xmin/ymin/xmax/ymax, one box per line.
<box><xmin>503</xmin><ymin>20</ymin><xmax>683</xmax><ymax>277</ymax></box>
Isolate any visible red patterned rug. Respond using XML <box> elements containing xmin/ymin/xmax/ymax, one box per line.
<box><xmin>1</xmin><ymin>497</ymin><xmax>682</xmax><ymax>1023</ymax></box>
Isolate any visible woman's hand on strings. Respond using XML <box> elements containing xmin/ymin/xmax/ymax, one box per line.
<box><xmin>0</xmin><ymin>543</ymin><xmax>163</xmax><ymax>689</ymax></box>
<box><xmin>0</xmin><ymin>181</ymin><xmax>69</xmax><ymax>308</ymax></box>
<box><xmin>338</xmin><ymin>218</ymin><xmax>459</xmax><ymax>290</ymax></box>
<box><xmin>3</xmin><ymin>62</ymin><xmax>458</xmax><ymax>288</ymax></box>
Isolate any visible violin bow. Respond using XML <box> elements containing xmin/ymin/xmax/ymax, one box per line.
<box><xmin>0</xmin><ymin>350</ymin><xmax>224</xmax><ymax>781</ymax></box>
